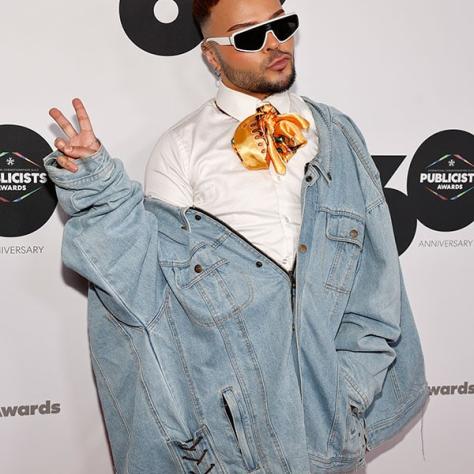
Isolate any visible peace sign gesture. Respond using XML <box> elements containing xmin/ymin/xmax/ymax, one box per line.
<box><xmin>48</xmin><ymin>98</ymin><xmax>102</xmax><ymax>173</ymax></box>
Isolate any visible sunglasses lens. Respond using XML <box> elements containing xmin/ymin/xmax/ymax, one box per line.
<box><xmin>272</xmin><ymin>14</ymin><xmax>299</xmax><ymax>42</ymax></box>
<box><xmin>234</xmin><ymin>14</ymin><xmax>299</xmax><ymax>51</ymax></box>
<box><xmin>234</xmin><ymin>24</ymin><xmax>268</xmax><ymax>51</ymax></box>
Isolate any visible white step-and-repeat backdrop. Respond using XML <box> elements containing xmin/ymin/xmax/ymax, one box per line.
<box><xmin>1</xmin><ymin>1</ymin><xmax>472</xmax><ymax>473</ymax></box>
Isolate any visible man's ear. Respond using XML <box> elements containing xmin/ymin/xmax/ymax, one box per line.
<box><xmin>201</xmin><ymin>43</ymin><xmax>221</xmax><ymax>74</ymax></box>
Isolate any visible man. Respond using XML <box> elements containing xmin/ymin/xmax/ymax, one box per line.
<box><xmin>44</xmin><ymin>1</ymin><xmax>429</xmax><ymax>473</ymax></box>
<box><xmin>144</xmin><ymin>1</ymin><xmax>318</xmax><ymax>275</ymax></box>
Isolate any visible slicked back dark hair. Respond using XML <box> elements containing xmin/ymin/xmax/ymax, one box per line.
<box><xmin>192</xmin><ymin>0</ymin><xmax>221</xmax><ymax>34</ymax></box>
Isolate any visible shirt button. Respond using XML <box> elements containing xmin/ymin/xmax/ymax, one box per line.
<box><xmin>298</xmin><ymin>244</ymin><xmax>307</xmax><ymax>253</ymax></box>
<box><xmin>350</xmin><ymin>229</ymin><xmax>359</xmax><ymax>238</ymax></box>
<box><xmin>194</xmin><ymin>264</ymin><xmax>203</xmax><ymax>273</ymax></box>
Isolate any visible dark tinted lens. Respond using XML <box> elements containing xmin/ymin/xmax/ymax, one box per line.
<box><xmin>272</xmin><ymin>14</ymin><xmax>299</xmax><ymax>42</ymax></box>
<box><xmin>234</xmin><ymin>14</ymin><xmax>299</xmax><ymax>51</ymax></box>
<box><xmin>234</xmin><ymin>24</ymin><xmax>268</xmax><ymax>51</ymax></box>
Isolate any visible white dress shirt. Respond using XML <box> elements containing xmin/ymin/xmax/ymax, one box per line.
<box><xmin>144</xmin><ymin>79</ymin><xmax>319</xmax><ymax>272</ymax></box>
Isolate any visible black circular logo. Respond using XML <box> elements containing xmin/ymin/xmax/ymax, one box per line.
<box><xmin>374</xmin><ymin>129</ymin><xmax>473</xmax><ymax>255</ymax></box>
<box><xmin>120</xmin><ymin>0</ymin><xmax>286</xmax><ymax>56</ymax></box>
<box><xmin>407</xmin><ymin>130</ymin><xmax>473</xmax><ymax>232</ymax></box>
<box><xmin>0</xmin><ymin>125</ymin><xmax>56</xmax><ymax>237</ymax></box>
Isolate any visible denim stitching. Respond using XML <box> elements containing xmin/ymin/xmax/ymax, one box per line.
<box><xmin>165</xmin><ymin>292</ymin><xmax>205</xmax><ymax>423</ymax></box>
<box><xmin>232</xmin><ymin>309</ymin><xmax>292</xmax><ymax>473</ymax></box>
<box><xmin>211</xmin><ymin>320</ymin><xmax>270</xmax><ymax>471</ymax></box>
<box><xmin>367</xmin><ymin>384</ymin><xmax>429</xmax><ymax>433</ymax></box>
<box><xmin>89</xmin><ymin>349</ymin><xmax>131</xmax><ymax>439</ymax></box>
<box><xmin>389</xmin><ymin>365</ymin><xmax>403</xmax><ymax>402</ymax></box>
<box><xmin>333</xmin><ymin>120</ymin><xmax>385</xmax><ymax>209</ymax></box>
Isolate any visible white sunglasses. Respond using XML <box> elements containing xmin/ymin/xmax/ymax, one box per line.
<box><xmin>203</xmin><ymin>12</ymin><xmax>299</xmax><ymax>53</ymax></box>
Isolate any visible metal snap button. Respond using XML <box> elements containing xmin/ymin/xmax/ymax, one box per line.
<box><xmin>298</xmin><ymin>243</ymin><xmax>307</xmax><ymax>253</ymax></box>
<box><xmin>305</xmin><ymin>175</ymin><xmax>312</xmax><ymax>182</ymax></box>
<box><xmin>256</xmin><ymin>261</ymin><xmax>263</xmax><ymax>268</ymax></box>
<box><xmin>350</xmin><ymin>229</ymin><xmax>358</xmax><ymax>239</ymax></box>
<box><xmin>194</xmin><ymin>264</ymin><xmax>203</xmax><ymax>273</ymax></box>
<box><xmin>195</xmin><ymin>214</ymin><xmax>201</xmax><ymax>220</ymax></box>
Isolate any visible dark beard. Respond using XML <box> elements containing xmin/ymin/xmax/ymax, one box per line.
<box><xmin>218</xmin><ymin>55</ymin><xmax>297</xmax><ymax>94</ymax></box>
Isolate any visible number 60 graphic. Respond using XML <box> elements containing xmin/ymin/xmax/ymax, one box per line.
<box><xmin>373</xmin><ymin>129</ymin><xmax>473</xmax><ymax>255</ymax></box>
<box><xmin>119</xmin><ymin>0</ymin><xmax>287</xmax><ymax>56</ymax></box>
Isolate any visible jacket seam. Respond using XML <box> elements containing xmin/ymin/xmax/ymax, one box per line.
<box><xmin>90</xmin><ymin>348</ymin><xmax>132</xmax><ymax>439</ymax></box>
<box><xmin>232</xmin><ymin>313</ymin><xmax>292</xmax><ymax>474</ymax></box>
<box><xmin>340</xmin><ymin>365</ymin><xmax>370</xmax><ymax>412</ymax></box>
<box><xmin>332</xmin><ymin>118</ymin><xmax>385</xmax><ymax>211</ymax></box>
<box><xmin>367</xmin><ymin>383</ymin><xmax>429</xmax><ymax>434</ymax></box>
<box><xmin>107</xmin><ymin>312</ymin><xmax>173</xmax><ymax>440</ymax></box>
<box><xmin>73</xmin><ymin>238</ymin><xmax>148</xmax><ymax>327</ymax></box>
<box><xmin>164</xmin><ymin>289</ymin><xmax>206</xmax><ymax>424</ymax></box>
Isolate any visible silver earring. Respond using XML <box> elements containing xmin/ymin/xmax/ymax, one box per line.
<box><xmin>215</xmin><ymin>69</ymin><xmax>221</xmax><ymax>87</ymax></box>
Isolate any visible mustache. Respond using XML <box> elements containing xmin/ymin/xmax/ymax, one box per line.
<box><xmin>267</xmin><ymin>52</ymin><xmax>292</xmax><ymax>66</ymax></box>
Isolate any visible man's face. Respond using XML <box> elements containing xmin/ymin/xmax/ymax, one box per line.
<box><xmin>201</xmin><ymin>0</ymin><xmax>296</xmax><ymax>99</ymax></box>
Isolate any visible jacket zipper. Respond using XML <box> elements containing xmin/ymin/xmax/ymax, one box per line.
<box><xmin>288</xmin><ymin>257</ymin><xmax>297</xmax><ymax>332</ymax></box>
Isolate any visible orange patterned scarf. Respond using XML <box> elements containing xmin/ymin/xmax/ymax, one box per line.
<box><xmin>231</xmin><ymin>103</ymin><xmax>310</xmax><ymax>175</ymax></box>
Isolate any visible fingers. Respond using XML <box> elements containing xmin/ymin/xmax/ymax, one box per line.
<box><xmin>49</xmin><ymin>107</ymin><xmax>79</xmax><ymax>138</ymax></box>
<box><xmin>56</xmin><ymin>155</ymin><xmax>78</xmax><ymax>173</ymax></box>
<box><xmin>54</xmin><ymin>137</ymin><xmax>99</xmax><ymax>159</ymax></box>
<box><xmin>72</xmin><ymin>97</ymin><xmax>94</xmax><ymax>133</ymax></box>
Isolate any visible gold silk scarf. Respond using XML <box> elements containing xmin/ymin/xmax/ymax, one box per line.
<box><xmin>231</xmin><ymin>103</ymin><xmax>310</xmax><ymax>175</ymax></box>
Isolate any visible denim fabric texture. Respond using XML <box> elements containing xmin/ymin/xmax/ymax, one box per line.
<box><xmin>43</xmin><ymin>98</ymin><xmax>430</xmax><ymax>474</ymax></box>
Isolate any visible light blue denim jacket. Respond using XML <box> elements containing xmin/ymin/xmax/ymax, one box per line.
<box><xmin>43</xmin><ymin>98</ymin><xmax>429</xmax><ymax>474</ymax></box>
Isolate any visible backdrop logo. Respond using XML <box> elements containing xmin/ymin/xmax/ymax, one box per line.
<box><xmin>0</xmin><ymin>400</ymin><xmax>61</xmax><ymax>418</ymax></box>
<box><xmin>373</xmin><ymin>129</ymin><xmax>474</xmax><ymax>255</ymax></box>
<box><xmin>0</xmin><ymin>125</ymin><xmax>56</xmax><ymax>237</ymax></box>
<box><xmin>429</xmin><ymin>381</ymin><xmax>474</xmax><ymax>396</ymax></box>
<box><xmin>420</xmin><ymin>153</ymin><xmax>473</xmax><ymax>201</ymax></box>
<box><xmin>119</xmin><ymin>0</ymin><xmax>286</xmax><ymax>56</ymax></box>
<box><xmin>0</xmin><ymin>152</ymin><xmax>48</xmax><ymax>201</ymax></box>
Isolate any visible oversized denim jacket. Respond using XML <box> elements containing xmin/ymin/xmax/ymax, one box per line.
<box><xmin>43</xmin><ymin>98</ymin><xmax>430</xmax><ymax>474</ymax></box>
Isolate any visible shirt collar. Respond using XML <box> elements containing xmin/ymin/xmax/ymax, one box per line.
<box><xmin>215</xmin><ymin>78</ymin><xmax>291</xmax><ymax>121</ymax></box>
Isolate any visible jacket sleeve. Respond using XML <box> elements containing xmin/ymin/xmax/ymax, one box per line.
<box><xmin>333</xmin><ymin>111</ymin><xmax>403</xmax><ymax>414</ymax></box>
<box><xmin>334</xmin><ymin>199</ymin><xmax>403</xmax><ymax>414</ymax></box>
<box><xmin>43</xmin><ymin>142</ymin><xmax>166</xmax><ymax>327</ymax></box>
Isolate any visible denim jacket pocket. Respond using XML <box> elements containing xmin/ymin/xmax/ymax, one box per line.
<box><xmin>324</xmin><ymin>211</ymin><xmax>365</xmax><ymax>294</ymax></box>
<box><xmin>165</xmin><ymin>243</ymin><xmax>254</xmax><ymax>327</ymax></box>
<box><xmin>221</xmin><ymin>386</ymin><xmax>259</xmax><ymax>472</ymax></box>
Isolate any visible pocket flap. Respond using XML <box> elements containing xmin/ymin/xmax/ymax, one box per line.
<box><xmin>325</xmin><ymin>212</ymin><xmax>365</xmax><ymax>248</ymax></box>
<box><xmin>173</xmin><ymin>244</ymin><xmax>229</xmax><ymax>288</ymax></box>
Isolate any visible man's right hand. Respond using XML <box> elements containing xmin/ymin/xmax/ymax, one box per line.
<box><xmin>48</xmin><ymin>98</ymin><xmax>101</xmax><ymax>173</ymax></box>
